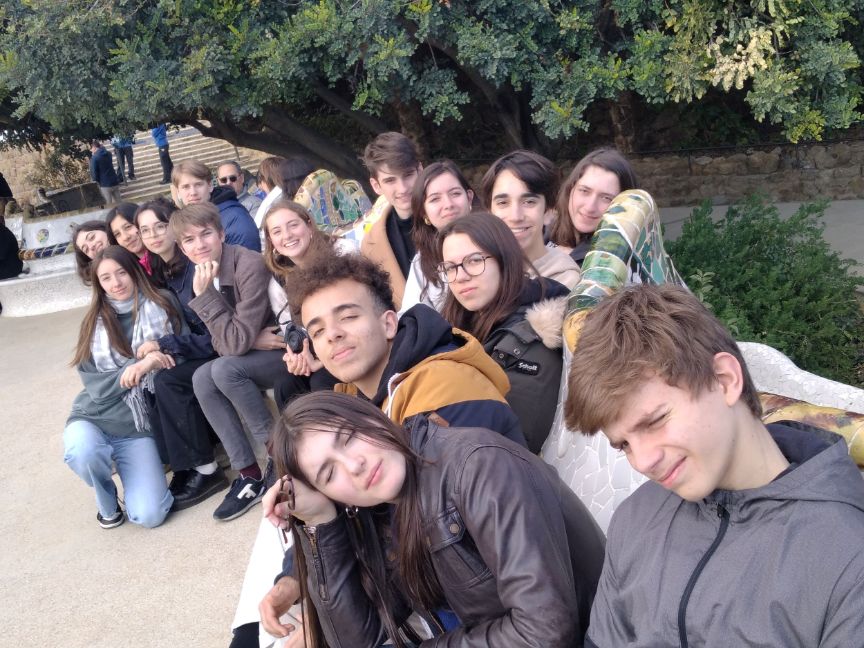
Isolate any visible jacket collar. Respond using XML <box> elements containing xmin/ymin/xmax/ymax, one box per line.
<box><xmin>701</xmin><ymin>422</ymin><xmax>864</xmax><ymax>522</ymax></box>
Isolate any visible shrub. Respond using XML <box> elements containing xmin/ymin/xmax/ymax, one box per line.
<box><xmin>667</xmin><ymin>195</ymin><xmax>863</xmax><ymax>386</ymax></box>
<box><xmin>25</xmin><ymin>147</ymin><xmax>90</xmax><ymax>191</ymax></box>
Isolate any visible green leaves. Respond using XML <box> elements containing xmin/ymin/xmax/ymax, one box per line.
<box><xmin>668</xmin><ymin>195</ymin><xmax>864</xmax><ymax>385</ymax></box>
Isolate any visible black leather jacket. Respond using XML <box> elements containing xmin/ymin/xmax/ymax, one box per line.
<box><xmin>295</xmin><ymin>416</ymin><xmax>606</xmax><ymax>647</ymax></box>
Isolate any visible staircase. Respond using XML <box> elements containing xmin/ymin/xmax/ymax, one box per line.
<box><xmin>108</xmin><ymin>127</ymin><xmax>267</xmax><ymax>205</ymax></box>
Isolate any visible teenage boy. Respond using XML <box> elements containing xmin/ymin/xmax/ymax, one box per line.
<box><xmin>172</xmin><ymin>160</ymin><xmax>260</xmax><ymax>252</ymax></box>
<box><xmin>250</xmin><ymin>252</ymin><xmax>526</xmax><ymax>643</ymax></box>
<box><xmin>172</xmin><ymin>203</ymin><xmax>287</xmax><ymax>521</ymax></box>
<box><xmin>360</xmin><ymin>131</ymin><xmax>422</xmax><ymax>310</ymax></box>
<box><xmin>565</xmin><ymin>284</ymin><xmax>864</xmax><ymax>648</ymax></box>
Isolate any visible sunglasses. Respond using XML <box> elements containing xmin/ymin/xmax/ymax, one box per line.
<box><xmin>218</xmin><ymin>175</ymin><xmax>238</xmax><ymax>184</ymax></box>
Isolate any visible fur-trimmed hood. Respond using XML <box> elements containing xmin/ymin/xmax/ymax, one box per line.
<box><xmin>525</xmin><ymin>295</ymin><xmax>568</xmax><ymax>349</ymax></box>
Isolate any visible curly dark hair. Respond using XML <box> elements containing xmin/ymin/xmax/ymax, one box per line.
<box><xmin>286</xmin><ymin>252</ymin><xmax>396</xmax><ymax>319</ymax></box>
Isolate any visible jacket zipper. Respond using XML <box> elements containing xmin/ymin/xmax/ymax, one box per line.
<box><xmin>677</xmin><ymin>505</ymin><xmax>730</xmax><ymax>648</ymax></box>
<box><xmin>307</xmin><ymin>526</ymin><xmax>327</xmax><ymax>600</ymax></box>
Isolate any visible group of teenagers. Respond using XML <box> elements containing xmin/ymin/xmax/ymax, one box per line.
<box><xmin>62</xmin><ymin>132</ymin><xmax>864</xmax><ymax>647</ymax></box>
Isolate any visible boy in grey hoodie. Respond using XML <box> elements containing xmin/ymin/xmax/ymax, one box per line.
<box><xmin>565</xmin><ymin>284</ymin><xmax>864</xmax><ymax>648</ymax></box>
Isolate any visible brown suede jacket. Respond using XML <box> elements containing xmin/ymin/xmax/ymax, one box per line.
<box><xmin>187</xmin><ymin>243</ymin><xmax>275</xmax><ymax>357</ymax></box>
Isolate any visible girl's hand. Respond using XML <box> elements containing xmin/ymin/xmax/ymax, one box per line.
<box><xmin>145</xmin><ymin>350</ymin><xmax>175</xmax><ymax>370</ymax></box>
<box><xmin>264</xmin><ymin>476</ymin><xmax>337</xmax><ymax>528</ymax></box>
<box><xmin>254</xmin><ymin>328</ymin><xmax>285</xmax><ymax>351</ymax></box>
<box><xmin>120</xmin><ymin>360</ymin><xmax>149</xmax><ymax>388</ymax></box>
<box><xmin>136</xmin><ymin>340</ymin><xmax>160</xmax><ymax>359</ymax></box>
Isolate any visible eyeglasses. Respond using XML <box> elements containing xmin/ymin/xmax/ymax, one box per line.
<box><xmin>275</xmin><ymin>475</ymin><xmax>296</xmax><ymax>545</ymax></box>
<box><xmin>437</xmin><ymin>253</ymin><xmax>492</xmax><ymax>283</ymax></box>
<box><xmin>218</xmin><ymin>175</ymin><xmax>238</xmax><ymax>184</ymax></box>
<box><xmin>139</xmin><ymin>222</ymin><xmax>169</xmax><ymax>238</ymax></box>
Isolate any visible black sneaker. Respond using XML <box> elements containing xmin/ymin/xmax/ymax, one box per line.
<box><xmin>213</xmin><ymin>475</ymin><xmax>265</xmax><ymax>521</ymax></box>
<box><xmin>97</xmin><ymin>508</ymin><xmax>125</xmax><ymax>529</ymax></box>
<box><xmin>168</xmin><ymin>469</ymin><xmax>191</xmax><ymax>496</ymax></box>
<box><xmin>171</xmin><ymin>469</ymin><xmax>230</xmax><ymax>512</ymax></box>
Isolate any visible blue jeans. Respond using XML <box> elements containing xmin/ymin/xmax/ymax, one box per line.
<box><xmin>63</xmin><ymin>420</ymin><xmax>173</xmax><ymax>528</ymax></box>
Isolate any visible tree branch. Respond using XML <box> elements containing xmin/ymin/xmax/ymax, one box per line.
<box><xmin>312</xmin><ymin>82</ymin><xmax>389</xmax><ymax>135</ymax></box>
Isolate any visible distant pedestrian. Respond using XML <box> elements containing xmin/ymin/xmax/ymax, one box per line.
<box><xmin>151</xmin><ymin>124</ymin><xmax>173</xmax><ymax>184</ymax></box>
<box><xmin>89</xmin><ymin>141</ymin><xmax>122</xmax><ymax>206</ymax></box>
<box><xmin>0</xmin><ymin>171</ymin><xmax>13</xmax><ymax>217</ymax></box>
<box><xmin>111</xmin><ymin>134</ymin><xmax>136</xmax><ymax>182</ymax></box>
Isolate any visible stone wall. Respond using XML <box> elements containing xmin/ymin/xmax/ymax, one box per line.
<box><xmin>0</xmin><ymin>146</ymin><xmax>44</xmax><ymax>205</ymax></box>
<box><xmin>631</xmin><ymin>142</ymin><xmax>864</xmax><ymax>207</ymax></box>
<box><xmin>464</xmin><ymin>141</ymin><xmax>864</xmax><ymax>207</ymax></box>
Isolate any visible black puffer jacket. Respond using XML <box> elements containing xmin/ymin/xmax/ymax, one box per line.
<box><xmin>296</xmin><ymin>415</ymin><xmax>606</xmax><ymax>647</ymax></box>
<box><xmin>483</xmin><ymin>277</ymin><xmax>569</xmax><ymax>453</ymax></box>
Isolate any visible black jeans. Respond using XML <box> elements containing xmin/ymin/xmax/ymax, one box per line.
<box><xmin>151</xmin><ymin>356</ymin><xmax>217</xmax><ymax>471</ymax></box>
<box><xmin>115</xmin><ymin>146</ymin><xmax>135</xmax><ymax>180</ymax></box>
<box><xmin>157</xmin><ymin>145</ymin><xmax>173</xmax><ymax>182</ymax></box>
<box><xmin>274</xmin><ymin>367</ymin><xmax>339</xmax><ymax>411</ymax></box>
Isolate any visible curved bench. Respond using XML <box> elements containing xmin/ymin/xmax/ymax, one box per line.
<box><xmin>0</xmin><ymin>254</ymin><xmax>89</xmax><ymax>317</ymax></box>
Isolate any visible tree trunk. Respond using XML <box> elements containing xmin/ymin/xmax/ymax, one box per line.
<box><xmin>395</xmin><ymin>100</ymin><xmax>430</xmax><ymax>160</ymax></box>
<box><xmin>609</xmin><ymin>91</ymin><xmax>636</xmax><ymax>154</ymax></box>
<box><xmin>190</xmin><ymin>112</ymin><xmax>372</xmax><ymax>193</ymax></box>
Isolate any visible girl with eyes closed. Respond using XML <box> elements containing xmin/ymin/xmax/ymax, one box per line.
<box><xmin>265</xmin><ymin>390</ymin><xmax>605</xmax><ymax>648</ymax></box>
<box><xmin>399</xmin><ymin>161</ymin><xmax>475</xmax><ymax>315</ymax></box>
<box><xmin>64</xmin><ymin>245</ymin><xmax>183</xmax><ymax>528</ymax></box>
<box><xmin>438</xmin><ymin>212</ymin><xmax>570</xmax><ymax>453</ymax></box>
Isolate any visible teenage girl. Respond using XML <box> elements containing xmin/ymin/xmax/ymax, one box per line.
<box><xmin>63</xmin><ymin>246</ymin><xmax>181</xmax><ymax>528</ymax></box>
<box><xmin>266</xmin><ymin>391</ymin><xmax>606</xmax><ymax>647</ymax></box>
<box><xmin>399</xmin><ymin>160</ymin><xmax>474</xmax><ymax>314</ymax></box>
<box><xmin>438</xmin><ymin>212</ymin><xmax>569</xmax><ymax>453</ymax></box>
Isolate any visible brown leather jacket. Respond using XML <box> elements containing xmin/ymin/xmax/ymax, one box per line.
<box><xmin>296</xmin><ymin>416</ymin><xmax>606</xmax><ymax>647</ymax></box>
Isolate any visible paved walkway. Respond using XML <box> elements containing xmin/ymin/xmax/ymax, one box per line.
<box><xmin>0</xmin><ymin>308</ymin><xmax>259</xmax><ymax>647</ymax></box>
<box><xmin>1</xmin><ymin>197</ymin><xmax>860</xmax><ymax>646</ymax></box>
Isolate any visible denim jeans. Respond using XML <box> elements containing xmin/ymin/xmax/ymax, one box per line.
<box><xmin>63</xmin><ymin>420</ymin><xmax>173</xmax><ymax>528</ymax></box>
<box><xmin>192</xmin><ymin>349</ymin><xmax>287</xmax><ymax>470</ymax></box>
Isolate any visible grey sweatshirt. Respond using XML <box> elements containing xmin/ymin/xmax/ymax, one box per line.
<box><xmin>586</xmin><ymin>422</ymin><xmax>864</xmax><ymax>648</ymax></box>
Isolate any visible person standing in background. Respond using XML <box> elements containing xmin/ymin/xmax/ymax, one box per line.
<box><xmin>89</xmin><ymin>141</ymin><xmax>122</xmax><ymax>206</ymax></box>
<box><xmin>0</xmin><ymin>171</ymin><xmax>13</xmax><ymax>217</ymax></box>
<box><xmin>111</xmin><ymin>134</ymin><xmax>136</xmax><ymax>183</ymax></box>
<box><xmin>151</xmin><ymin>124</ymin><xmax>173</xmax><ymax>184</ymax></box>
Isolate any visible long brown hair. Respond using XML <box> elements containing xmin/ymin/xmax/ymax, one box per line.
<box><xmin>257</xmin><ymin>156</ymin><xmax>315</xmax><ymax>197</ymax></box>
<box><xmin>71</xmin><ymin>246</ymin><xmax>181</xmax><ymax>366</ymax></box>
<box><xmin>549</xmin><ymin>147</ymin><xmax>639</xmax><ymax>248</ymax></box>
<box><xmin>410</xmin><ymin>160</ymin><xmax>474</xmax><ymax>293</ymax></box>
<box><xmin>438</xmin><ymin>213</ymin><xmax>530</xmax><ymax>342</ymax></box>
<box><xmin>71</xmin><ymin>220</ymin><xmax>109</xmax><ymax>286</ymax></box>
<box><xmin>271</xmin><ymin>391</ymin><xmax>443</xmax><ymax>647</ymax></box>
<box><xmin>262</xmin><ymin>199</ymin><xmax>336</xmax><ymax>287</ymax></box>
<box><xmin>135</xmin><ymin>197</ymin><xmax>187</xmax><ymax>283</ymax></box>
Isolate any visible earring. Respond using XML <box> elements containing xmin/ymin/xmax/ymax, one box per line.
<box><xmin>424</xmin><ymin>217</ymin><xmax>431</xmax><ymax>226</ymax></box>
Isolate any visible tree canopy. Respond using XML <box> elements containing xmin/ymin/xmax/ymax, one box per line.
<box><xmin>1</xmin><ymin>0</ymin><xmax>862</xmax><ymax>177</ymax></box>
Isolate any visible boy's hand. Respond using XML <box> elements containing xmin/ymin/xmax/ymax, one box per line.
<box><xmin>192</xmin><ymin>260</ymin><xmax>219</xmax><ymax>296</ymax></box>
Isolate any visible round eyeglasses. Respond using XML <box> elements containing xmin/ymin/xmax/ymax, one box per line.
<box><xmin>437</xmin><ymin>254</ymin><xmax>492</xmax><ymax>284</ymax></box>
<box><xmin>139</xmin><ymin>222</ymin><xmax>169</xmax><ymax>238</ymax></box>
